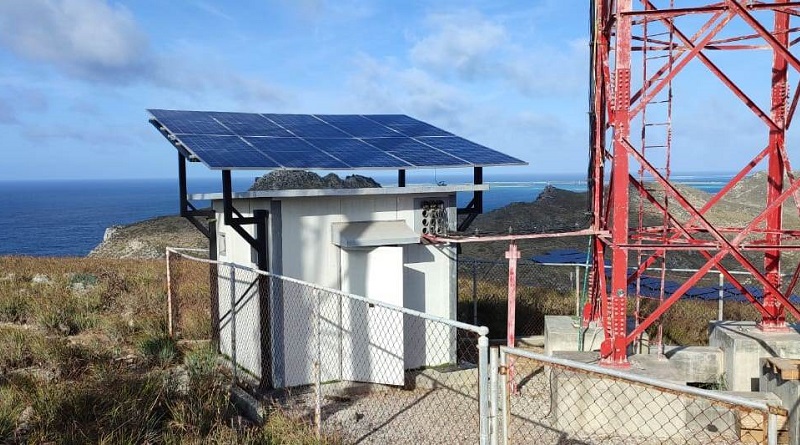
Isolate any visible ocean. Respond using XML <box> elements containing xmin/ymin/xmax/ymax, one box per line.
<box><xmin>0</xmin><ymin>173</ymin><xmax>733</xmax><ymax>257</ymax></box>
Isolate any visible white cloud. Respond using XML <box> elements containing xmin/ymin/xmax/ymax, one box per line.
<box><xmin>410</xmin><ymin>11</ymin><xmax>507</xmax><ymax>79</ymax></box>
<box><xmin>406</xmin><ymin>10</ymin><xmax>587</xmax><ymax>97</ymax></box>
<box><xmin>0</xmin><ymin>0</ymin><xmax>286</xmax><ymax>106</ymax></box>
<box><xmin>504</xmin><ymin>39</ymin><xmax>588</xmax><ymax>96</ymax></box>
<box><xmin>0</xmin><ymin>0</ymin><xmax>153</xmax><ymax>82</ymax></box>
<box><xmin>350</xmin><ymin>55</ymin><xmax>468</xmax><ymax>127</ymax></box>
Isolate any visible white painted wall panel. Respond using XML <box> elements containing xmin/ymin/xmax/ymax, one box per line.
<box><xmin>340</xmin><ymin>246</ymin><xmax>404</xmax><ymax>385</ymax></box>
<box><xmin>213</xmin><ymin>192</ymin><xmax>459</xmax><ymax>388</ymax></box>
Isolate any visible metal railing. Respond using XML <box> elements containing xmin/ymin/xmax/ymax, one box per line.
<box><xmin>167</xmin><ymin>248</ymin><xmax>492</xmax><ymax>445</ymax></box>
<box><xmin>493</xmin><ymin>346</ymin><xmax>788</xmax><ymax>445</ymax></box>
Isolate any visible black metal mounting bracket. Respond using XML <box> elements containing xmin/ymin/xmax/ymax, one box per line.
<box><xmin>177</xmin><ymin>153</ymin><xmax>213</xmax><ymax>239</ymax></box>
<box><xmin>456</xmin><ymin>167</ymin><xmax>484</xmax><ymax>232</ymax></box>
<box><xmin>221</xmin><ymin>170</ymin><xmax>269</xmax><ymax>267</ymax></box>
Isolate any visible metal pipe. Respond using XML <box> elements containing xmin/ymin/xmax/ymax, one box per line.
<box><xmin>473</xmin><ymin>260</ymin><xmax>478</xmax><ymax>326</ymax></box>
<box><xmin>166</xmin><ymin>248</ymin><xmax>174</xmax><ymax>338</ymax></box>
<box><xmin>768</xmin><ymin>412</ymin><xmax>778</xmax><ymax>445</ymax></box>
<box><xmin>499</xmin><ymin>347</ymin><xmax>509</xmax><ymax>445</ymax></box>
<box><xmin>478</xmin><ymin>335</ymin><xmax>490</xmax><ymax>445</ymax></box>
<box><xmin>505</xmin><ymin>242</ymin><xmax>520</xmax><ymax>392</ymax></box>
<box><xmin>314</xmin><ymin>289</ymin><xmax>322</xmax><ymax>438</ymax></box>
<box><xmin>506</xmin><ymin>242</ymin><xmax>520</xmax><ymax>348</ymax></box>
<box><xmin>498</xmin><ymin>346</ymin><xmax>781</xmax><ymax>413</ymax></box>
<box><xmin>230</xmin><ymin>265</ymin><xmax>237</xmax><ymax>385</ymax></box>
<box><xmin>423</xmin><ymin>228</ymin><xmax>606</xmax><ymax>244</ymax></box>
<box><xmin>718</xmin><ymin>272</ymin><xmax>724</xmax><ymax>321</ymax></box>
<box><xmin>575</xmin><ymin>265</ymin><xmax>581</xmax><ymax>318</ymax></box>
<box><xmin>168</xmin><ymin>249</ymin><xmax>490</xmax><ymax>336</ymax></box>
<box><xmin>489</xmin><ymin>347</ymin><xmax>499</xmax><ymax>445</ymax></box>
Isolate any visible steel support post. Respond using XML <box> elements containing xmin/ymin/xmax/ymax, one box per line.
<box><xmin>603</xmin><ymin>0</ymin><xmax>633</xmax><ymax>368</ymax></box>
<box><xmin>762</xmin><ymin>2</ymin><xmax>790</xmax><ymax>331</ymax></box>
<box><xmin>506</xmin><ymin>242</ymin><xmax>520</xmax><ymax>348</ymax></box>
<box><xmin>505</xmin><ymin>242</ymin><xmax>520</xmax><ymax>393</ymax></box>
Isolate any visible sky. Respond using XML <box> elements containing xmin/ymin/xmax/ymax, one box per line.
<box><xmin>0</xmin><ymin>1</ymin><xmax>793</xmax><ymax>181</ymax></box>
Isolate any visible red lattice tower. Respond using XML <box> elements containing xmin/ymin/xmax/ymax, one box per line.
<box><xmin>587</xmin><ymin>0</ymin><xmax>800</xmax><ymax>366</ymax></box>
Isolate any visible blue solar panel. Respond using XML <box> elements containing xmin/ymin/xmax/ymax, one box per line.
<box><xmin>149</xmin><ymin>109</ymin><xmax>526</xmax><ymax>170</ymax></box>
<box><xmin>264</xmin><ymin>114</ymin><xmax>349</xmax><ymax>138</ymax></box>
<box><xmin>245</xmin><ymin>137</ymin><xmax>348</xmax><ymax>169</ymax></box>
<box><xmin>211</xmin><ymin>112</ymin><xmax>291</xmax><ymax>137</ymax></box>
<box><xmin>366</xmin><ymin>137</ymin><xmax>466</xmax><ymax>167</ymax></box>
<box><xmin>305</xmin><ymin>139</ymin><xmax>411</xmax><ymax>168</ymax></box>
<box><xmin>419</xmin><ymin>137</ymin><xmax>523</xmax><ymax>165</ymax></box>
<box><xmin>366</xmin><ymin>115</ymin><xmax>453</xmax><ymax>137</ymax></box>
<box><xmin>175</xmin><ymin>135</ymin><xmax>279</xmax><ymax>168</ymax></box>
<box><xmin>317</xmin><ymin>115</ymin><xmax>399</xmax><ymax>138</ymax></box>
<box><xmin>151</xmin><ymin>110</ymin><xmax>233</xmax><ymax>135</ymax></box>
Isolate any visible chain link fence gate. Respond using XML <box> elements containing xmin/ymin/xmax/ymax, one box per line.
<box><xmin>492</xmin><ymin>346</ymin><xmax>788</xmax><ymax>445</ymax></box>
<box><xmin>167</xmin><ymin>248</ymin><xmax>492</xmax><ymax>445</ymax></box>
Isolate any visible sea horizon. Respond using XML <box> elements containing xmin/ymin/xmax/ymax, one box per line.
<box><xmin>0</xmin><ymin>171</ymin><xmax>739</xmax><ymax>257</ymax></box>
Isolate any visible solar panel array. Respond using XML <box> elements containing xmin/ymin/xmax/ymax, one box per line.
<box><xmin>530</xmin><ymin>249</ymin><xmax>800</xmax><ymax>303</ymax></box>
<box><xmin>148</xmin><ymin>109</ymin><xmax>526</xmax><ymax>170</ymax></box>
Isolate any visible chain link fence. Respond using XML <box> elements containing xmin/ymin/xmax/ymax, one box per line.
<box><xmin>457</xmin><ymin>257</ymin><xmax>779</xmax><ymax>346</ymax></box>
<box><xmin>494</xmin><ymin>346</ymin><xmax>788</xmax><ymax>444</ymax></box>
<box><xmin>167</xmin><ymin>248</ymin><xmax>791</xmax><ymax>444</ymax></box>
<box><xmin>166</xmin><ymin>248</ymin><xmax>216</xmax><ymax>342</ymax></box>
<box><xmin>167</xmin><ymin>248</ymin><xmax>491</xmax><ymax>445</ymax></box>
<box><xmin>457</xmin><ymin>258</ymin><xmax>581</xmax><ymax>339</ymax></box>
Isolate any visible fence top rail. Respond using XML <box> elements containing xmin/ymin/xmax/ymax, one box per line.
<box><xmin>166</xmin><ymin>247</ymin><xmax>489</xmax><ymax>336</ymax></box>
<box><xmin>498</xmin><ymin>346</ymin><xmax>787</xmax><ymax>416</ymax></box>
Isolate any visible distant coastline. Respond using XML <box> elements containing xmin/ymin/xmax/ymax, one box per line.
<box><xmin>0</xmin><ymin>173</ymin><xmax>734</xmax><ymax>257</ymax></box>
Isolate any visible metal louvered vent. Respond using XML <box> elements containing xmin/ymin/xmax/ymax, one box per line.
<box><xmin>416</xmin><ymin>199</ymin><xmax>448</xmax><ymax>236</ymax></box>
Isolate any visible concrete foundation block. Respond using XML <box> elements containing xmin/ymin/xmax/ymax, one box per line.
<box><xmin>664</xmin><ymin>346</ymin><xmax>724</xmax><ymax>384</ymax></box>
<box><xmin>549</xmin><ymin>355</ymin><xmax>686</xmax><ymax>440</ymax></box>
<box><xmin>761</xmin><ymin>359</ymin><xmax>800</xmax><ymax>445</ymax></box>
<box><xmin>709</xmin><ymin>321</ymin><xmax>800</xmax><ymax>391</ymax></box>
<box><xmin>544</xmin><ymin>316</ymin><xmax>648</xmax><ymax>356</ymax></box>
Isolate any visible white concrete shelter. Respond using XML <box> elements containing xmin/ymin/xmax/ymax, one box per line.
<box><xmin>194</xmin><ymin>185</ymin><xmax>487</xmax><ymax>388</ymax></box>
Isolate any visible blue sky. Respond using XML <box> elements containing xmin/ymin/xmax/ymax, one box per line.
<box><xmin>0</xmin><ymin>1</ymin><xmax>791</xmax><ymax>181</ymax></box>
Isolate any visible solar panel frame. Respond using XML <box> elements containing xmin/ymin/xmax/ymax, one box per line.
<box><xmin>148</xmin><ymin>109</ymin><xmax>527</xmax><ymax>170</ymax></box>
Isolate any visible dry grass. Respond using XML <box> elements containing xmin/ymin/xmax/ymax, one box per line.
<box><xmin>0</xmin><ymin>256</ymin><xmax>332</xmax><ymax>444</ymax></box>
<box><xmin>459</xmin><ymin>273</ymin><xmax>772</xmax><ymax>346</ymax></box>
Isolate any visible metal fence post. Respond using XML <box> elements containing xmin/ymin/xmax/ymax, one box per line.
<box><xmin>574</xmin><ymin>265</ymin><xmax>581</xmax><ymax>318</ymax></box>
<box><xmin>489</xmin><ymin>346</ymin><xmax>499</xmax><ymax>445</ymax></box>
<box><xmin>166</xmin><ymin>248</ymin><xmax>175</xmax><ymax>338</ymax></box>
<box><xmin>499</xmin><ymin>347</ymin><xmax>509</xmax><ymax>445</ymax></box>
<box><xmin>314</xmin><ymin>289</ymin><xmax>322</xmax><ymax>439</ymax></box>
<box><xmin>718</xmin><ymin>271</ymin><xmax>724</xmax><ymax>321</ymax></box>
<box><xmin>768</xmin><ymin>412</ymin><xmax>778</xmax><ymax>445</ymax></box>
<box><xmin>230</xmin><ymin>265</ymin><xmax>237</xmax><ymax>385</ymax></box>
<box><xmin>479</xmin><ymin>334</ymin><xmax>490</xmax><ymax>445</ymax></box>
<box><xmin>473</xmin><ymin>259</ymin><xmax>479</xmax><ymax>326</ymax></box>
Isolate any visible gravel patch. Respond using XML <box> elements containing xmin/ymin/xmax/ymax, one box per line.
<box><xmin>281</xmin><ymin>384</ymin><xmax>481</xmax><ymax>444</ymax></box>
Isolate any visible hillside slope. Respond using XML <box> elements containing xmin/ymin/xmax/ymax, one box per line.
<box><xmin>88</xmin><ymin>216</ymin><xmax>207</xmax><ymax>259</ymax></box>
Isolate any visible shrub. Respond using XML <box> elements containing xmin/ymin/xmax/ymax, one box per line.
<box><xmin>140</xmin><ymin>335</ymin><xmax>181</xmax><ymax>368</ymax></box>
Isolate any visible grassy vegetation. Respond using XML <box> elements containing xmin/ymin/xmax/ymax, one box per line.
<box><xmin>458</xmin><ymin>272</ymin><xmax>773</xmax><ymax>346</ymax></box>
<box><xmin>0</xmin><ymin>256</ymin><xmax>330</xmax><ymax>444</ymax></box>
